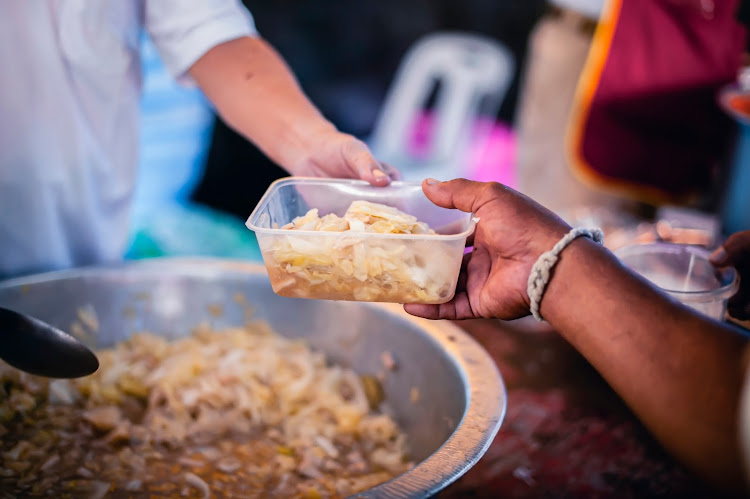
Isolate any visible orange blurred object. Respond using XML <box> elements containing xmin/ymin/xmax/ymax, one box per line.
<box><xmin>728</xmin><ymin>93</ymin><xmax>750</xmax><ymax>118</ymax></box>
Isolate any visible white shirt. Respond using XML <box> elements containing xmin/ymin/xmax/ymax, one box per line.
<box><xmin>549</xmin><ymin>0</ymin><xmax>605</xmax><ymax>20</ymax></box>
<box><xmin>0</xmin><ymin>0</ymin><xmax>256</xmax><ymax>278</ymax></box>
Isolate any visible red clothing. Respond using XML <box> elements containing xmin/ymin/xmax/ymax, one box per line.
<box><xmin>569</xmin><ymin>0</ymin><xmax>746</xmax><ymax>204</ymax></box>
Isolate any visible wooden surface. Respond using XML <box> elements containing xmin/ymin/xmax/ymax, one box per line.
<box><xmin>439</xmin><ymin>317</ymin><xmax>728</xmax><ymax>498</ymax></box>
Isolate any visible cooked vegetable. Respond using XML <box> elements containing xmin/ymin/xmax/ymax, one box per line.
<box><xmin>0</xmin><ymin>322</ymin><xmax>411</xmax><ymax>497</ymax></box>
<box><xmin>264</xmin><ymin>200</ymin><xmax>456</xmax><ymax>303</ymax></box>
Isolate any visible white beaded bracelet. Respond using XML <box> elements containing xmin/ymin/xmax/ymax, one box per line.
<box><xmin>527</xmin><ymin>227</ymin><xmax>604</xmax><ymax>321</ymax></box>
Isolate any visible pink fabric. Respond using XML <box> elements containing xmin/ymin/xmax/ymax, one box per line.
<box><xmin>407</xmin><ymin>112</ymin><xmax>517</xmax><ymax>188</ymax></box>
<box><xmin>467</xmin><ymin>118</ymin><xmax>517</xmax><ymax>187</ymax></box>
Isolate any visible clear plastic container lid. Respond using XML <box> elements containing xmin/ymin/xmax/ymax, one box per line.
<box><xmin>246</xmin><ymin>177</ymin><xmax>475</xmax><ymax>239</ymax></box>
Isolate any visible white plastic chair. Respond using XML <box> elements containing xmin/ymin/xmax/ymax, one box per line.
<box><xmin>369</xmin><ymin>32</ymin><xmax>515</xmax><ymax>181</ymax></box>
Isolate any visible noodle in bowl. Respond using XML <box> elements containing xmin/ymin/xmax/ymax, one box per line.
<box><xmin>0</xmin><ymin>259</ymin><xmax>505</xmax><ymax>498</ymax></box>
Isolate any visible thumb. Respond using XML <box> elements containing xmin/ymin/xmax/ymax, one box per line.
<box><xmin>422</xmin><ymin>178</ymin><xmax>502</xmax><ymax>214</ymax></box>
<box><xmin>343</xmin><ymin>139</ymin><xmax>391</xmax><ymax>186</ymax></box>
<box><xmin>711</xmin><ymin>231</ymin><xmax>750</xmax><ymax>267</ymax></box>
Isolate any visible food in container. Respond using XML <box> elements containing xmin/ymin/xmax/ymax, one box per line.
<box><xmin>0</xmin><ymin>259</ymin><xmax>507</xmax><ymax>498</ymax></box>
<box><xmin>246</xmin><ymin>178</ymin><xmax>476</xmax><ymax>304</ymax></box>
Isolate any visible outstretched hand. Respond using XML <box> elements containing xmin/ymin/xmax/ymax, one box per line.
<box><xmin>189</xmin><ymin>36</ymin><xmax>398</xmax><ymax>187</ymax></box>
<box><xmin>289</xmin><ymin>128</ymin><xmax>399</xmax><ymax>186</ymax></box>
<box><xmin>711</xmin><ymin>231</ymin><xmax>750</xmax><ymax>320</ymax></box>
<box><xmin>404</xmin><ymin>178</ymin><xmax>571</xmax><ymax>320</ymax></box>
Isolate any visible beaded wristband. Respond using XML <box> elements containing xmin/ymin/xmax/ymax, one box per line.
<box><xmin>527</xmin><ymin>227</ymin><xmax>604</xmax><ymax>321</ymax></box>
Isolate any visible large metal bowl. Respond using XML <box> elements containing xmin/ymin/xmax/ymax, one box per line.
<box><xmin>0</xmin><ymin>258</ymin><xmax>505</xmax><ymax>498</ymax></box>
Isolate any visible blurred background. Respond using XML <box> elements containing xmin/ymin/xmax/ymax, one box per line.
<box><xmin>128</xmin><ymin>0</ymin><xmax>545</xmax><ymax>260</ymax></box>
<box><xmin>128</xmin><ymin>0</ymin><xmax>750</xmax><ymax>261</ymax></box>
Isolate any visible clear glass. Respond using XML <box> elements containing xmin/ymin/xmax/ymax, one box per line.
<box><xmin>615</xmin><ymin>242</ymin><xmax>739</xmax><ymax>321</ymax></box>
<box><xmin>246</xmin><ymin>177</ymin><xmax>476</xmax><ymax>304</ymax></box>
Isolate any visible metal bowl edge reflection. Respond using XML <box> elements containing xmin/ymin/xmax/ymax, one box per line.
<box><xmin>0</xmin><ymin>258</ymin><xmax>506</xmax><ymax>498</ymax></box>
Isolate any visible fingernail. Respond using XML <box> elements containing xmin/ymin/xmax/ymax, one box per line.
<box><xmin>373</xmin><ymin>169</ymin><xmax>388</xmax><ymax>180</ymax></box>
<box><xmin>425</xmin><ymin>178</ymin><xmax>441</xmax><ymax>186</ymax></box>
<box><xmin>709</xmin><ymin>247</ymin><xmax>726</xmax><ymax>264</ymax></box>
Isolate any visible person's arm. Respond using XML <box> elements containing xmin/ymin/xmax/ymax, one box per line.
<box><xmin>542</xmin><ymin>237</ymin><xmax>747</xmax><ymax>491</ymax></box>
<box><xmin>405</xmin><ymin>178</ymin><xmax>749</xmax><ymax>492</ymax></box>
<box><xmin>188</xmin><ymin>36</ymin><xmax>395</xmax><ymax>185</ymax></box>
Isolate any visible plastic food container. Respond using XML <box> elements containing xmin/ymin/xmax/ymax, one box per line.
<box><xmin>246</xmin><ymin>177</ymin><xmax>476</xmax><ymax>304</ymax></box>
<box><xmin>615</xmin><ymin>242</ymin><xmax>739</xmax><ymax>321</ymax></box>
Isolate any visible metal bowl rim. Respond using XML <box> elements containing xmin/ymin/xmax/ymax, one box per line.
<box><xmin>0</xmin><ymin>257</ymin><xmax>506</xmax><ymax>498</ymax></box>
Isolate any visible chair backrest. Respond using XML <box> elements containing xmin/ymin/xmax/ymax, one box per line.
<box><xmin>369</xmin><ymin>32</ymin><xmax>514</xmax><ymax>180</ymax></box>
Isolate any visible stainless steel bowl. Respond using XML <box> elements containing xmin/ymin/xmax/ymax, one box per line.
<box><xmin>0</xmin><ymin>258</ymin><xmax>505</xmax><ymax>498</ymax></box>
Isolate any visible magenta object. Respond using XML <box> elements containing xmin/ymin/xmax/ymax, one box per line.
<box><xmin>407</xmin><ymin>112</ymin><xmax>517</xmax><ymax>187</ymax></box>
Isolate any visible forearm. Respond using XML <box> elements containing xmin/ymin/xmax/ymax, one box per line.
<box><xmin>190</xmin><ymin>36</ymin><xmax>336</xmax><ymax>171</ymax></box>
<box><xmin>541</xmin><ymin>238</ymin><xmax>748</xmax><ymax>490</ymax></box>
